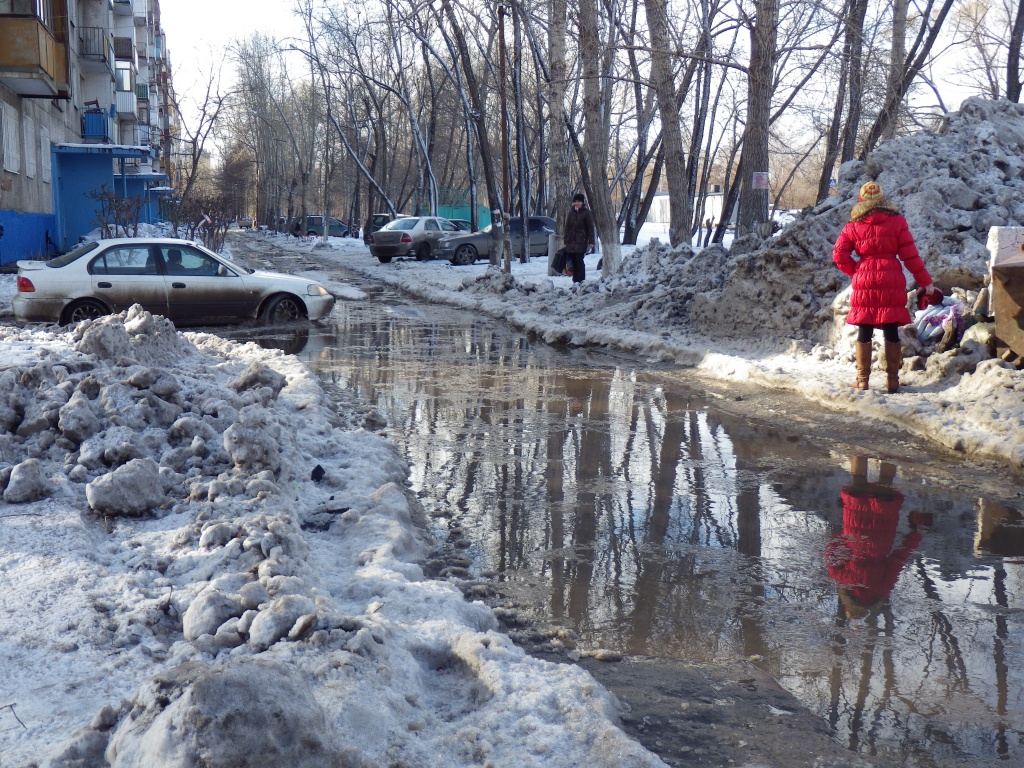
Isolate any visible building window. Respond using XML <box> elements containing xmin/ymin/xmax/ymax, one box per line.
<box><xmin>0</xmin><ymin>1</ymin><xmax>52</xmax><ymax>30</ymax></box>
<box><xmin>23</xmin><ymin>115</ymin><xmax>35</xmax><ymax>178</ymax></box>
<box><xmin>1</xmin><ymin>102</ymin><xmax>21</xmax><ymax>174</ymax></box>
<box><xmin>40</xmin><ymin>125</ymin><xmax>50</xmax><ymax>182</ymax></box>
<box><xmin>115</xmin><ymin>64</ymin><xmax>133</xmax><ymax>92</ymax></box>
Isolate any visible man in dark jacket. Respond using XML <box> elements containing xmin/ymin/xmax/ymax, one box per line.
<box><xmin>562</xmin><ymin>193</ymin><xmax>595</xmax><ymax>283</ymax></box>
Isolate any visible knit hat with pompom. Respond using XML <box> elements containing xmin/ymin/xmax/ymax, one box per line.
<box><xmin>851</xmin><ymin>181</ymin><xmax>899</xmax><ymax>221</ymax></box>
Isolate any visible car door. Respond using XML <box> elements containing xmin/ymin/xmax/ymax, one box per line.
<box><xmin>159</xmin><ymin>245</ymin><xmax>255</xmax><ymax>323</ymax></box>
<box><xmin>507</xmin><ymin>218</ymin><xmax>529</xmax><ymax>258</ymax></box>
<box><xmin>89</xmin><ymin>244</ymin><xmax>168</xmax><ymax>315</ymax></box>
<box><xmin>527</xmin><ymin>217</ymin><xmax>554</xmax><ymax>255</ymax></box>
<box><xmin>422</xmin><ymin>218</ymin><xmax>446</xmax><ymax>253</ymax></box>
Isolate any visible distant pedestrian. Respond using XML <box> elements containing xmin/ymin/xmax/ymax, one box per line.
<box><xmin>832</xmin><ymin>181</ymin><xmax>938</xmax><ymax>393</ymax></box>
<box><xmin>562</xmin><ymin>193</ymin><xmax>595</xmax><ymax>284</ymax></box>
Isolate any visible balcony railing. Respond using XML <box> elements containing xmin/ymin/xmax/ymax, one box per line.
<box><xmin>113</xmin><ymin>36</ymin><xmax>134</xmax><ymax>60</ymax></box>
<box><xmin>78</xmin><ymin>26</ymin><xmax>113</xmax><ymax>71</ymax></box>
<box><xmin>82</xmin><ymin>109</ymin><xmax>114</xmax><ymax>143</ymax></box>
<box><xmin>115</xmin><ymin>89</ymin><xmax>137</xmax><ymax>117</ymax></box>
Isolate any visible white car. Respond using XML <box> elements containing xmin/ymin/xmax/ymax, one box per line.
<box><xmin>13</xmin><ymin>238</ymin><xmax>335</xmax><ymax>326</ymax></box>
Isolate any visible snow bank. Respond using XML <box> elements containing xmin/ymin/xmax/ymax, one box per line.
<box><xmin>638</xmin><ymin>97</ymin><xmax>1024</xmax><ymax>346</ymax></box>
<box><xmin>0</xmin><ymin>309</ymin><xmax>662</xmax><ymax>767</ymax></box>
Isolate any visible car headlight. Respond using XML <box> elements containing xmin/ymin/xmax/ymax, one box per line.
<box><xmin>307</xmin><ymin>284</ymin><xmax>330</xmax><ymax>297</ymax></box>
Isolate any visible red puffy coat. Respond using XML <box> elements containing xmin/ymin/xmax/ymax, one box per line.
<box><xmin>832</xmin><ymin>210</ymin><xmax>932</xmax><ymax>326</ymax></box>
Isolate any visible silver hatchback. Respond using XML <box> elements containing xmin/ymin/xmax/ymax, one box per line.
<box><xmin>14</xmin><ymin>238</ymin><xmax>335</xmax><ymax>326</ymax></box>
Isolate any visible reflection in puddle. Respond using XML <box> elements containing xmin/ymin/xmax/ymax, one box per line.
<box><xmin>238</xmin><ymin>295</ymin><xmax>1024</xmax><ymax>768</ymax></box>
<box><xmin>825</xmin><ymin>456</ymin><xmax>927</xmax><ymax>620</ymax></box>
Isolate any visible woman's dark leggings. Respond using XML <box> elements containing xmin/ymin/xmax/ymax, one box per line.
<box><xmin>857</xmin><ymin>323</ymin><xmax>899</xmax><ymax>343</ymax></box>
<box><xmin>568</xmin><ymin>250</ymin><xmax>586</xmax><ymax>283</ymax></box>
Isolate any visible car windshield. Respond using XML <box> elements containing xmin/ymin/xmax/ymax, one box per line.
<box><xmin>383</xmin><ymin>218</ymin><xmax>419</xmax><ymax>231</ymax></box>
<box><xmin>47</xmin><ymin>241</ymin><xmax>100</xmax><ymax>268</ymax></box>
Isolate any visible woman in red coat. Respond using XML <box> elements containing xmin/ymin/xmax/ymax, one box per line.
<box><xmin>833</xmin><ymin>182</ymin><xmax>939</xmax><ymax>393</ymax></box>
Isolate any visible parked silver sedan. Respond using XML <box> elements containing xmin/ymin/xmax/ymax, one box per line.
<box><xmin>366</xmin><ymin>216</ymin><xmax>462</xmax><ymax>263</ymax></box>
<box><xmin>13</xmin><ymin>238</ymin><xmax>335</xmax><ymax>326</ymax></box>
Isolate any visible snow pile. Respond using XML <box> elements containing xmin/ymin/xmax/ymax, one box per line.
<box><xmin>687</xmin><ymin>97</ymin><xmax>1024</xmax><ymax>344</ymax></box>
<box><xmin>433</xmin><ymin>96</ymin><xmax>1018</xmax><ymax>353</ymax></box>
<box><xmin>0</xmin><ymin>309</ymin><xmax>662</xmax><ymax>767</ymax></box>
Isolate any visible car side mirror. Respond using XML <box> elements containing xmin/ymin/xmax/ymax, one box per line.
<box><xmin>218</xmin><ymin>265</ymin><xmax>229</xmax><ymax>277</ymax></box>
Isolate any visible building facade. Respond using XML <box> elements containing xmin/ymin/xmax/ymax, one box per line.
<box><xmin>0</xmin><ymin>0</ymin><xmax>176</xmax><ymax>263</ymax></box>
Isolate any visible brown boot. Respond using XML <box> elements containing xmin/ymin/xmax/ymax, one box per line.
<box><xmin>852</xmin><ymin>342</ymin><xmax>872</xmax><ymax>390</ymax></box>
<box><xmin>885</xmin><ymin>341</ymin><xmax>903</xmax><ymax>393</ymax></box>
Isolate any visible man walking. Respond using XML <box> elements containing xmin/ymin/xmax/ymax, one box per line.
<box><xmin>563</xmin><ymin>193</ymin><xmax>595</xmax><ymax>283</ymax></box>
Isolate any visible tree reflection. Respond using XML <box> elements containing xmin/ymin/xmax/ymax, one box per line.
<box><xmin>295</xmin><ymin>299</ymin><xmax>1024</xmax><ymax>768</ymax></box>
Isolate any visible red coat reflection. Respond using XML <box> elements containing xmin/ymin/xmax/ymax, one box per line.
<box><xmin>824</xmin><ymin>457</ymin><xmax>927</xmax><ymax>617</ymax></box>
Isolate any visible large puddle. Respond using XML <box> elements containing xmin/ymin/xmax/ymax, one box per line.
<box><xmin>224</xmin><ymin>282</ymin><xmax>1024</xmax><ymax>768</ymax></box>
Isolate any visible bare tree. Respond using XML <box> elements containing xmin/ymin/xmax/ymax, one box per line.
<box><xmin>170</xmin><ymin>51</ymin><xmax>231</xmax><ymax>237</ymax></box>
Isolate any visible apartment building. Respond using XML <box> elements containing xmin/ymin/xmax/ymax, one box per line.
<box><xmin>0</xmin><ymin>0</ymin><xmax>176</xmax><ymax>262</ymax></box>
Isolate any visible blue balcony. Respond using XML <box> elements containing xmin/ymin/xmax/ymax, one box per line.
<box><xmin>82</xmin><ymin>109</ymin><xmax>113</xmax><ymax>142</ymax></box>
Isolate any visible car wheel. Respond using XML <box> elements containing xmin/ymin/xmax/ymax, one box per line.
<box><xmin>415</xmin><ymin>243</ymin><xmax>431</xmax><ymax>261</ymax></box>
<box><xmin>451</xmin><ymin>244</ymin><xmax>478</xmax><ymax>266</ymax></box>
<box><xmin>306</xmin><ymin>230</ymin><xmax>317</xmax><ymax>237</ymax></box>
<box><xmin>61</xmin><ymin>298</ymin><xmax>108</xmax><ymax>326</ymax></box>
<box><xmin>377</xmin><ymin>255</ymin><xmax>392</xmax><ymax>264</ymax></box>
<box><xmin>261</xmin><ymin>294</ymin><xmax>306</xmax><ymax>325</ymax></box>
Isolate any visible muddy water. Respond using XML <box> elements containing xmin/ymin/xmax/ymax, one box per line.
<box><xmin>224</xmin><ymin>277</ymin><xmax>1024</xmax><ymax>768</ymax></box>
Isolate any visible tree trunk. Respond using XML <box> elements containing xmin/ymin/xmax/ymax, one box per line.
<box><xmin>737</xmin><ymin>0</ymin><xmax>778</xmax><ymax>236</ymax></box>
<box><xmin>578</xmin><ymin>0</ymin><xmax>620</xmax><ymax>272</ymax></box>
<box><xmin>816</xmin><ymin>54</ymin><xmax>849</xmax><ymax>203</ymax></box>
<box><xmin>437</xmin><ymin>0</ymin><xmax>503</xmax><ymax>261</ymax></box>
<box><xmin>1008</xmin><ymin>0</ymin><xmax>1024</xmax><ymax>101</ymax></box>
<box><xmin>884</xmin><ymin>0</ymin><xmax>908</xmax><ymax>141</ymax></box>
<box><xmin>645</xmin><ymin>0</ymin><xmax>689</xmax><ymax>248</ymax></box>
<box><xmin>840</xmin><ymin>0</ymin><xmax>868</xmax><ymax>163</ymax></box>
<box><xmin>548</xmin><ymin>0</ymin><xmax>571</xmax><ymax>247</ymax></box>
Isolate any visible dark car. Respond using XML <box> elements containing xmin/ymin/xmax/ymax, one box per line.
<box><xmin>363</xmin><ymin>213</ymin><xmax>395</xmax><ymax>244</ymax></box>
<box><xmin>438</xmin><ymin>216</ymin><xmax>556</xmax><ymax>265</ymax></box>
<box><xmin>303</xmin><ymin>215</ymin><xmax>350</xmax><ymax>237</ymax></box>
